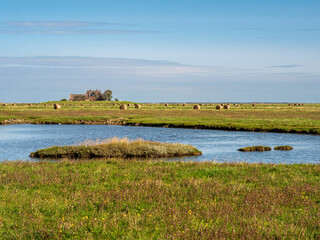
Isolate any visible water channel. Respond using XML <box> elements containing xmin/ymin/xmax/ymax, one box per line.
<box><xmin>0</xmin><ymin>124</ymin><xmax>319</xmax><ymax>164</ymax></box>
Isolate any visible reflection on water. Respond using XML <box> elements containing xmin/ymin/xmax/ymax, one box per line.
<box><xmin>0</xmin><ymin>124</ymin><xmax>319</xmax><ymax>164</ymax></box>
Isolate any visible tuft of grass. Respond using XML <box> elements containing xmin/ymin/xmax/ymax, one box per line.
<box><xmin>238</xmin><ymin>146</ymin><xmax>272</xmax><ymax>152</ymax></box>
<box><xmin>274</xmin><ymin>145</ymin><xmax>294</xmax><ymax>150</ymax></box>
<box><xmin>30</xmin><ymin>138</ymin><xmax>202</xmax><ymax>159</ymax></box>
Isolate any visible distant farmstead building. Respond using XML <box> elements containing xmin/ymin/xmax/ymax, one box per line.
<box><xmin>69</xmin><ymin>89</ymin><xmax>102</xmax><ymax>101</ymax></box>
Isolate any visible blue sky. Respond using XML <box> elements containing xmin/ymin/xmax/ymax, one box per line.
<box><xmin>0</xmin><ymin>0</ymin><xmax>319</xmax><ymax>102</ymax></box>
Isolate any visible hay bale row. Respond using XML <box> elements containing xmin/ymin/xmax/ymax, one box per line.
<box><xmin>54</xmin><ymin>104</ymin><xmax>61</xmax><ymax>110</ymax></box>
<box><xmin>193</xmin><ymin>104</ymin><xmax>200</xmax><ymax>110</ymax></box>
<box><xmin>120</xmin><ymin>104</ymin><xmax>127</xmax><ymax>110</ymax></box>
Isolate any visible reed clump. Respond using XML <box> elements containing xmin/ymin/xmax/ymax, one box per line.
<box><xmin>274</xmin><ymin>146</ymin><xmax>293</xmax><ymax>151</ymax></box>
<box><xmin>30</xmin><ymin>137</ymin><xmax>202</xmax><ymax>159</ymax></box>
<box><xmin>238</xmin><ymin>146</ymin><xmax>272</xmax><ymax>152</ymax></box>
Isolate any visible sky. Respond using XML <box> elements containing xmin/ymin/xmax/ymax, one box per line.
<box><xmin>0</xmin><ymin>0</ymin><xmax>319</xmax><ymax>102</ymax></box>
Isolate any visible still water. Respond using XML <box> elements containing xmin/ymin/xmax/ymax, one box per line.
<box><xmin>0</xmin><ymin>124</ymin><xmax>319</xmax><ymax>164</ymax></box>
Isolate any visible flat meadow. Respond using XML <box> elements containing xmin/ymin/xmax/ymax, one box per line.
<box><xmin>1</xmin><ymin>101</ymin><xmax>320</xmax><ymax>134</ymax></box>
<box><xmin>0</xmin><ymin>160</ymin><xmax>319</xmax><ymax>239</ymax></box>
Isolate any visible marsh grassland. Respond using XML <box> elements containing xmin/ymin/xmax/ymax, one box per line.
<box><xmin>0</xmin><ymin>102</ymin><xmax>319</xmax><ymax>239</ymax></box>
<box><xmin>1</xmin><ymin>102</ymin><xmax>320</xmax><ymax>134</ymax></box>
<box><xmin>0</xmin><ymin>160</ymin><xmax>319</xmax><ymax>239</ymax></box>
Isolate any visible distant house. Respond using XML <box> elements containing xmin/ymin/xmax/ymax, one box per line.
<box><xmin>69</xmin><ymin>89</ymin><xmax>102</xmax><ymax>101</ymax></box>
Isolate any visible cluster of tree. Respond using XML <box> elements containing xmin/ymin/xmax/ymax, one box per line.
<box><xmin>97</xmin><ymin>90</ymin><xmax>113</xmax><ymax>101</ymax></box>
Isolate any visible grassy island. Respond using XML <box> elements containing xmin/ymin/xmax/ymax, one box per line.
<box><xmin>0</xmin><ymin>160</ymin><xmax>318</xmax><ymax>239</ymax></box>
<box><xmin>1</xmin><ymin>102</ymin><xmax>320</xmax><ymax>135</ymax></box>
<box><xmin>30</xmin><ymin>138</ymin><xmax>202</xmax><ymax>159</ymax></box>
<box><xmin>238</xmin><ymin>146</ymin><xmax>272</xmax><ymax>152</ymax></box>
<box><xmin>274</xmin><ymin>145</ymin><xmax>294</xmax><ymax>151</ymax></box>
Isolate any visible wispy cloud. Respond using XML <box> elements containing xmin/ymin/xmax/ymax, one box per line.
<box><xmin>269</xmin><ymin>64</ymin><xmax>302</xmax><ymax>68</ymax></box>
<box><xmin>4</xmin><ymin>21</ymin><xmax>136</xmax><ymax>28</ymax></box>
<box><xmin>237</xmin><ymin>27</ymin><xmax>320</xmax><ymax>33</ymax></box>
<box><xmin>0</xmin><ymin>21</ymin><xmax>154</xmax><ymax>35</ymax></box>
<box><xmin>0</xmin><ymin>56</ymin><xmax>211</xmax><ymax>76</ymax></box>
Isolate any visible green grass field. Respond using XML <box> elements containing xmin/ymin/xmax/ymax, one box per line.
<box><xmin>1</xmin><ymin>101</ymin><xmax>320</xmax><ymax>134</ymax></box>
<box><xmin>0</xmin><ymin>160</ymin><xmax>319</xmax><ymax>239</ymax></box>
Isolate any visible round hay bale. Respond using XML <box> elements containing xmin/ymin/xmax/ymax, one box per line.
<box><xmin>288</xmin><ymin>104</ymin><xmax>291</xmax><ymax>106</ymax></box>
<box><xmin>165</xmin><ymin>104</ymin><xmax>168</xmax><ymax>107</ymax></box>
<box><xmin>12</xmin><ymin>103</ymin><xmax>16</xmax><ymax>106</ymax></box>
<box><xmin>223</xmin><ymin>105</ymin><xmax>230</xmax><ymax>109</ymax></box>
<box><xmin>120</xmin><ymin>104</ymin><xmax>127</xmax><ymax>110</ymax></box>
<box><xmin>99</xmin><ymin>104</ymin><xmax>102</xmax><ymax>106</ymax></box>
<box><xmin>216</xmin><ymin>105</ymin><xmax>222</xmax><ymax>110</ymax></box>
<box><xmin>70</xmin><ymin>104</ymin><xmax>72</xmax><ymax>106</ymax></box>
<box><xmin>193</xmin><ymin>104</ymin><xmax>200</xmax><ymax>110</ymax></box>
<box><xmin>80</xmin><ymin>104</ymin><xmax>84</xmax><ymax>106</ymax></box>
<box><xmin>252</xmin><ymin>103</ymin><xmax>256</xmax><ymax>107</ymax></box>
<box><xmin>28</xmin><ymin>104</ymin><xmax>32</xmax><ymax>106</ymax></box>
<box><xmin>134</xmin><ymin>104</ymin><xmax>141</xmax><ymax>109</ymax></box>
<box><xmin>44</xmin><ymin>104</ymin><xmax>47</xmax><ymax>106</ymax></box>
<box><xmin>54</xmin><ymin>104</ymin><xmax>61</xmax><ymax>110</ymax></box>
<box><xmin>182</xmin><ymin>103</ymin><xmax>186</xmax><ymax>106</ymax></box>
<box><xmin>2</xmin><ymin>103</ymin><xmax>7</xmax><ymax>106</ymax></box>
<box><xmin>199</xmin><ymin>104</ymin><xmax>203</xmax><ymax>106</ymax></box>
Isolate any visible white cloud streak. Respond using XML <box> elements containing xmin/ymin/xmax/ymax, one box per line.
<box><xmin>0</xmin><ymin>21</ymin><xmax>153</xmax><ymax>35</ymax></box>
<box><xmin>0</xmin><ymin>57</ymin><xmax>212</xmax><ymax>76</ymax></box>
<box><xmin>4</xmin><ymin>21</ymin><xmax>136</xmax><ymax>28</ymax></box>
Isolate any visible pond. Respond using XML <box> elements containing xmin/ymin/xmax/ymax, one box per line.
<box><xmin>0</xmin><ymin>124</ymin><xmax>319</xmax><ymax>164</ymax></box>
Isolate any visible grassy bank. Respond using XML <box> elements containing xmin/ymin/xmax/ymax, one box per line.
<box><xmin>30</xmin><ymin>138</ymin><xmax>202</xmax><ymax>159</ymax></box>
<box><xmin>1</xmin><ymin>102</ymin><xmax>320</xmax><ymax>134</ymax></box>
<box><xmin>0</xmin><ymin>160</ymin><xmax>319</xmax><ymax>239</ymax></box>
